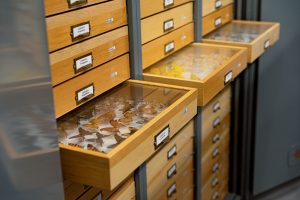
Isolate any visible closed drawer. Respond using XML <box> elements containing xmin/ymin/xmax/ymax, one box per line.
<box><xmin>202</xmin><ymin>0</ymin><xmax>233</xmax><ymax>17</ymax></box>
<box><xmin>202</xmin><ymin>114</ymin><xmax>230</xmax><ymax>157</ymax></box>
<box><xmin>203</xmin><ymin>20</ymin><xmax>281</xmax><ymax>63</ymax></box>
<box><xmin>64</xmin><ymin>181</ymin><xmax>91</xmax><ymax>200</ymax></box>
<box><xmin>202</xmin><ymin>85</ymin><xmax>231</xmax><ymax>122</ymax></box>
<box><xmin>147</xmin><ymin>140</ymin><xmax>193</xmax><ymax>200</ymax></box>
<box><xmin>57</xmin><ymin>80</ymin><xmax>197</xmax><ymax>190</ymax></box>
<box><xmin>147</xmin><ymin>120</ymin><xmax>194</xmax><ymax>185</ymax></box>
<box><xmin>141</xmin><ymin>3</ymin><xmax>193</xmax><ymax>44</ymax></box>
<box><xmin>46</xmin><ymin>0</ymin><xmax>127</xmax><ymax>52</ymax></box>
<box><xmin>202</xmin><ymin>4</ymin><xmax>233</xmax><ymax>36</ymax></box>
<box><xmin>106</xmin><ymin>177</ymin><xmax>135</xmax><ymax>200</ymax></box>
<box><xmin>142</xmin><ymin>23</ymin><xmax>194</xmax><ymax>69</ymax></box>
<box><xmin>201</xmin><ymin>145</ymin><xmax>229</xmax><ymax>186</ymax></box>
<box><xmin>140</xmin><ymin>0</ymin><xmax>192</xmax><ymax>18</ymax></box>
<box><xmin>156</xmin><ymin>158</ymin><xmax>194</xmax><ymax>200</ymax></box>
<box><xmin>143</xmin><ymin>43</ymin><xmax>247</xmax><ymax>106</ymax></box>
<box><xmin>53</xmin><ymin>54</ymin><xmax>130</xmax><ymax>118</ymax></box>
<box><xmin>50</xmin><ymin>26</ymin><xmax>129</xmax><ymax>86</ymax></box>
<box><xmin>44</xmin><ymin>0</ymin><xmax>108</xmax><ymax>16</ymax></box>
<box><xmin>78</xmin><ymin>187</ymin><xmax>102</xmax><ymax>200</ymax></box>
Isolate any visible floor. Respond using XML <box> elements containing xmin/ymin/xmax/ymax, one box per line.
<box><xmin>255</xmin><ymin>177</ymin><xmax>300</xmax><ymax>200</ymax></box>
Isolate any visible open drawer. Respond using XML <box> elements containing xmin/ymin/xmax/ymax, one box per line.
<box><xmin>203</xmin><ymin>20</ymin><xmax>280</xmax><ymax>63</ymax></box>
<box><xmin>143</xmin><ymin>43</ymin><xmax>247</xmax><ymax>106</ymax></box>
<box><xmin>57</xmin><ymin>80</ymin><xmax>197</xmax><ymax>190</ymax></box>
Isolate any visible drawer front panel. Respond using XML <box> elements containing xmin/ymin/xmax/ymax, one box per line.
<box><xmin>50</xmin><ymin>26</ymin><xmax>129</xmax><ymax>86</ymax></box>
<box><xmin>147</xmin><ymin>120</ymin><xmax>194</xmax><ymax>184</ymax></box>
<box><xmin>142</xmin><ymin>23</ymin><xmax>194</xmax><ymax>69</ymax></box>
<box><xmin>46</xmin><ymin>0</ymin><xmax>127</xmax><ymax>52</ymax></box>
<box><xmin>202</xmin><ymin>0</ymin><xmax>233</xmax><ymax>17</ymax></box>
<box><xmin>147</xmin><ymin>140</ymin><xmax>193</xmax><ymax>199</ymax></box>
<box><xmin>64</xmin><ymin>181</ymin><xmax>91</xmax><ymax>200</ymax></box>
<box><xmin>202</xmin><ymin>4</ymin><xmax>233</xmax><ymax>36</ymax></box>
<box><xmin>44</xmin><ymin>0</ymin><xmax>109</xmax><ymax>16</ymax></box>
<box><xmin>141</xmin><ymin>2</ymin><xmax>193</xmax><ymax>44</ymax></box>
<box><xmin>53</xmin><ymin>54</ymin><xmax>130</xmax><ymax>118</ymax></box>
<box><xmin>140</xmin><ymin>0</ymin><xmax>192</xmax><ymax>18</ymax></box>
<box><xmin>107</xmin><ymin>177</ymin><xmax>136</xmax><ymax>200</ymax></box>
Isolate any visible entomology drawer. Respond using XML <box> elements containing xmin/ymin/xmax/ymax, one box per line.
<box><xmin>202</xmin><ymin>4</ymin><xmax>233</xmax><ymax>36</ymax></box>
<box><xmin>50</xmin><ymin>26</ymin><xmax>129</xmax><ymax>86</ymax></box>
<box><xmin>141</xmin><ymin>2</ymin><xmax>193</xmax><ymax>44</ymax></box>
<box><xmin>142</xmin><ymin>23</ymin><xmax>194</xmax><ymax>69</ymax></box>
<box><xmin>143</xmin><ymin>43</ymin><xmax>247</xmax><ymax>107</ymax></box>
<box><xmin>53</xmin><ymin>54</ymin><xmax>130</xmax><ymax>118</ymax></box>
<box><xmin>202</xmin><ymin>0</ymin><xmax>233</xmax><ymax>17</ymax></box>
<box><xmin>203</xmin><ymin>20</ymin><xmax>281</xmax><ymax>63</ymax></box>
<box><xmin>46</xmin><ymin>0</ymin><xmax>127</xmax><ymax>52</ymax></box>
<box><xmin>146</xmin><ymin>120</ymin><xmax>194</xmax><ymax>185</ymax></box>
<box><xmin>57</xmin><ymin>80</ymin><xmax>197</xmax><ymax>190</ymax></box>
<box><xmin>140</xmin><ymin>0</ymin><xmax>192</xmax><ymax>18</ymax></box>
<box><xmin>44</xmin><ymin>0</ymin><xmax>109</xmax><ymax>16</ymax></box>
<box><xmin>147</xmin><ymin>139</ymin><xmax>194</xmax><ymax>200</ymax></box>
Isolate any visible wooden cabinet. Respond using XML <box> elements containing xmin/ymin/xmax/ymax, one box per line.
<box><xmin>202</xmin><ymin>4</ymin><xmax>233</xmax><ymax>36</ymax></box>
<box><xmin>202</xmin><ymin>0</ymin><xmax>233</xmax><ymax>17</ymax></box>
<box><xmin>140</xmin><ymin>0</ymin><xmax>192</xmax><ymax>18</ymax></box>
<box><xmin>46</xmin><ymin>0</ymin><xmax>127</xmax><ymax>52</ymax></box>
<box><xmin>56</xmin><ymin>80</ymin><xmax>197</xmax><ymax>190</ymax></box>
<box><xmin>143</xmin><ymin>43</ymin><xmax>247</xmax><ymax>106</ymax></box>
<box><xmin>53</xmin><ymin>54</ymin><xmax>130</xmax><ymax>118</ymax></box>
<box><xmin>141</xmin><ymin>3</ymin><xmax>193</xmax><ymax>44</ymax></box>
<box><xmin>50</xmin><ymin>26</ymin><xmax>129</xmax><ymax>86</ymax></box>
<box><xmin>203</xmin><ymin>20</ymin><xmax>280</xmax><ymax>63</ymax></box>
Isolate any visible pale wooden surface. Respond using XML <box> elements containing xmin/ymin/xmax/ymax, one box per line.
<box><xmin>146</xmin><ymin>121</ymin><xmax>194</xmax><ymax>185</ymax></box>
<box><xmin>46</xmin><ymin>0</ymin><xmax>127</xmax><ymax>52</ymax></box>
<box><xmin>143</xmin><ymin>43</ymin><xmax>247</xmax><ymax>107</ymax></box>
<box><xmin>202</xmin><ymin>0</ymin><xmax>233</xmax><ymax>17</ymax></box>
<box><xmin>64</xmin><ymin>181</ymin><xmax>91</xmax><ymax>200</ymax></box>
<box><xmin>53</xmin><ymin>54</ymin><xmax>130</xmax><ymax>118</ymax></box>
<box><xmin>140</xmin><ymin>0</ymin><xmax>192</xmax><ymax>19</ymax></box>
<box><xmin>141</xmin><ymin>2</ymin><xmax>193</xmax><ymax>44</ymax></box>
<box><xmin>50</xmin><ymin>26</ymin><xmax>129</xmax><ymax>86</ymax></box>
<box><xmin>142</xmin><ymin>23</ymin><xmax>194</xmax><ymax>69</ymax></box>
<box><xmin>59</xmin><ymin>80</ymin><xmax>197</xmax><ymax>190</ymax></box>
<box><xmin>203</xmin><ymin>21</ymin><xmax>280</xmax><ymax>63</ymax></box>
<box><xmin>44</xmin><ymin>0</ymin><xmax>108</xmax><ymax>16</ymax></box>
<box><xmin>202</xmin><ymin>4</ymin><xmax>233</xmax><ymax>36</ymax></box>
<box><xmin>107</xmin><ymin>177</ymin><xmax>135</xmax><ymax>200</ymax></box>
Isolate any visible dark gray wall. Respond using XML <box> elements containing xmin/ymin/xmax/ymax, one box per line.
<box><xmin>253</xmin><ymin>0</ymin><xmax>300</xmax><ymax>195</ymax></box>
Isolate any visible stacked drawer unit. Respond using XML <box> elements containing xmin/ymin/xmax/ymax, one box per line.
<box><xmin>140</xmin><ymin>0</ymin><xmax>194</xmax><ymax>69</ymax></box>
<box><xmin>44</xmin><ymin>0</ymin><xmax>130</xmax><ymax>118</ymax></box>
<box><xmin>201</xmin><ymin>86</ymin><xmax>231</xmax><ymax>200</ymax></box>
<box><xmin>202</xmin><ymin>0</ymin><xmax>280</xmax><ymax>63</ymax></box>
<box><xmin>146</xmin><ymin>121</ymin><xmax>195</xmax><ymax>200</ymax></box>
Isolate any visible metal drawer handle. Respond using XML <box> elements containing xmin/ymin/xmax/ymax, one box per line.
<box><xmin>73</xmin><ymin>53</ymin><xmax>93</xmax><ymax>74</ymax></box>
<box><xmin>167</xmin><ymin>183</ymin><xmax>177</xmax><ymax>198</ymax></box>
<box><xmin>167</xmin><ymin>145</ymin><xmax>177</xmax><ymax>160</ymax></box>
<box><xmin>212</xmin><ymin>191</ymin><xmax>219</xmax><ymax>200</ymax></box>
<box><xmin>108</xmin><ymin>45</ymin><xmax>116</xmax><ymax>53</ymax></box>
<box><xmin>164</xmin><ymin>0</ymin><xmax>174</xmax><ymax>8</ymax></box>
<box><xmin>167</xmin><ymin>164</ymin><xmax>177</xmax><ymax>179</ymax></box>
<box><xmin>164</xmin><ymin>19</ymin><xmax>174</xmax><ymax>32</ymax></box>
<box><xmin>213</xmin><ymin>117</ymin><xmax>221</xmax><ymax>128</ymax></box>
<box><xmin>106</xmin><ymin>17</ymin><xmax>114</xmax><ymax>24</ymax></box>
<box><xmin>212</xmin><ymin>133</ymin><xmax>220</xmax><ymax>143</ymax></box>
<box><xmin>264</xmin><ymin>39</ymin><xmax>271</xmax><ymax>49</ymax></box>
<box><xmin>213</xmin><ymin>101</ymin><xmax>221</xmax><ymax>112</ymax></box>
<box><xmin>212</xmin><ymin>147</ymin><xmax>220</xmax><ymax>158</ymax></box>
<box><xmin>212</xmin><ymin>163</ymin><xmax>220</xmax><ymax>173</ymax></box>
<box><xmin>67</xmin><ymin>0</ymin><xmax>88</xmax><ymax>8</ymax></box>
<box><xmin>75</xmin><ymin>83</ymin><xmax>94</xmax><ymax>105</ymax></box>
<box><xmin>215</xmin><ymin>17</ymin><xmax>222</xmax><ymax>27</ymax></box>
<box><xmin>215</xmin><ymin>0</ymin><xmax>222</xmax><ymax>9</ymax></box>
<box><xmin>211</xmin><ymin>177</ymin><xmax>219</xmax><ymax>187</ymax></box>
<box><xmin>70</xmin><ymin>21</ymin><xmax>91</xmax><ymax>41</ymax></box>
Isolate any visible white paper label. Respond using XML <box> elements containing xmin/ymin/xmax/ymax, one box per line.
<box><xmin>164</xmin><ymin>19</ymin><xmax>174</xmax><ymax>31</ymax></box>
<box><xmin>164</xmin><ymin>0</ymin><xmax>174</xmax><ymax>7</ymax></box>
<box><xmin>167</xmin><ymin>164</ymin><xmax>177</xmax><ymax>178</ymax></box>
<box><xmin>70</xmin><ymin>0</ymin><xmax>82</xmax><ymax>4</ymax></box>
<box><xmin>213</xmin><ymin>101</ymin><xmax>221</xmax><ymax>112</ymax></box>
<box><xmin>155</xmin><ymin>127</ymin><xmax>170</xmax><ymax>147</ymax></box>
<box><xmin>215</xmin><ymin>0</ymin><xmax>222</xmax><ymax>8</ymax></box>
<box><xmin>212</xmin><ymin>148</ymin><xmax>219</xmax><ymax>158</ymax></box>
<box><xmin>167</xmin><ymin>183</ymin><xmax>176</xmax><ymax>197</ymax></box>
<box><xmin>165</xmin><ymin>42</ymin><xmax>175</xmax><ymax>53</ymax></box>
<box><xmin>72</xmin><ymin>23</ymin><xmax>90</xmax><ymax>39</ymax></box>
<box><xmin>77</xmin><ymin>85</ymin><xmax>94</xmax><ymax>103</ymax></box>
<box><xmin>265</xmin><ymin>40</ymin><xmax>270</xmax><ymax>49</ymax></box>
<box><xmin>75</xmin><ymin>54</ymin><xmax>92</xmax><ymax>71</ymax></box>
<box><xmin>212</xmin><ymin>177</ymin><xmax>219</xmax><ymax>187</ymax></box>
<box><xmin>225</xmin><ymin>71</ymin><xmax>233</xmax><ymax>84</ymax></box>
<box><xmin>212</xmin><ymin>192</ymin><xmax>219</xmax><ymax>200</ymax></box>
<box><xmin>212</xmin><ymin>163</ymin><xmax>219</xmax><ymax>172</ymax></box>
<box><xmin>168</xmin><ymin>145</ymin><xmax>177</xmax><ymax>159</ymax></box>
<box><xmin>215</xmin><ymin>17</ymin><xmax>222</xmax><ymax>26</ymax></box>
<box><xmin>212</xmin><ymin>133</ymin><xmax>220</xmax><ymax>143</ymax></box>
